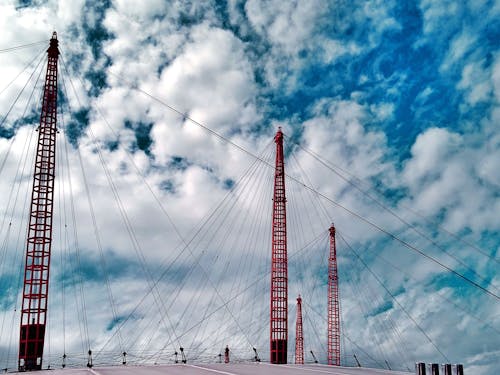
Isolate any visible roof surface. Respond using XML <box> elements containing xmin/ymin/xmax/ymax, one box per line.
<box><xmin>35</xmin><ymin>363</ymin><xmax>411</xmax><ymax>375</ymax></box>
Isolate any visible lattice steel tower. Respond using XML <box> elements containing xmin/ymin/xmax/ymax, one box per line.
<box><xmin>18</xmin><ymin>32</ymin><xmax>59</xmax><ymax>372</ymax></box>
<box><xmin>327</xmin><ymin>224</ymin><xmax>341</xmax><ymax>365</ymax></box>
<box><xmin>270</xmin><ymin>127</ymin><xmax>288</xmax><ymax>364</ymax></box>
<box><xmin>295</xmin><ymin>295</ymin><xmax>304</xmax><ymax>365</ymax></box>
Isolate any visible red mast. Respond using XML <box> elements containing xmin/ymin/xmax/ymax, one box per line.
<box><xmin>327</xmin><ymin>224</ymin><xmax>341</xmax><ymax>366</ymax></box>
<box><xmin>270</xmin><ymin>127</ymin><xmax>288</xmax><ymax>364</ymax></box>
<box><xmin>18</xmin><ymin>32</ymin><xmax>59</xmax><ymax>372</ymax></box>
<box><xmin>295</xmin><ymin>295</ymin><xmax>304</xmax><ymax>365</ymax></box>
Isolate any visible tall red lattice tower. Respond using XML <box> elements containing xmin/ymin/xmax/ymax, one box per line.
<box><xmin>295</xmin><ymin>295</ymin><xmax>304</xmax><ymax>365</ymax></box>
<box><xmin>270</xmin><ymin>127</ymin><xmax>288</xmax><ymax>364</ymax></box>
<box><xmin>327</xmin><ymin>224</ymin><xmax>341</xmax><ymax>365</ymax></box>
<box><xmin>18</xmin><ymin>32</ymin><xmax>59</xmax><ymax>372</ymax></box>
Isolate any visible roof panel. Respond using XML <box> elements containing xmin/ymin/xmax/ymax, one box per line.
<box><xmin>36</xmin><ymin>363</ymin><xmax>411</xmax><ymax>375</ymax></box>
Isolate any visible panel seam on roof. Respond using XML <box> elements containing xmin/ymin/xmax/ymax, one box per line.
<box><xmin>260</xmin><ymin>363</ymin><xmax>354</xmax><ymax>374</ymax></box>
<box><xmin>187</xmin><ymin>364</ymin><xmax>240</xmax><ymax>375</ymax></box>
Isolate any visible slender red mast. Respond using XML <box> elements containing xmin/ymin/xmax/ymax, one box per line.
<box><xmin>327</xmin><ymin>224</ymin><xmax>341</xmax><ymax>366</ymax></box>
<box><xmin>18</xmin><ymin>32</ymin><xmax>59</xmax><ymax>372</ymax></box>
<box><xmin>270</xmin><ymin>127</ymin><xmax>288</xmax><ymax>364</ymax></box>
<box><xmin>295</xmin><ymin>295</ymin><xmax>304</xmax><ymax>365</ymax></box>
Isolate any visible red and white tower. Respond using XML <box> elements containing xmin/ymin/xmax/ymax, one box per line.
<box><xmin>295</xmin><ymin>295</ymin><xmax>304</xmax><ymax>365</ymax></box>
<box><xmin>270</xmin><ymin>127</ymin><xmax>288</xmax><ymax>364</ymax></box>
<box><xmin>18</xmin><ymin>32</ymin><xmax>59</xmax><ymax>372</ymax></box>
<box><xmin>327</xmin><ymin>224</ymin><xmax>341</xmax><ymax>366</ymax></box>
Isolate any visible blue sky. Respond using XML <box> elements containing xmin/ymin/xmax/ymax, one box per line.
<box><xmin>0</xmin><ymin>1</ymin><xmax>499</xmax><ymax>374</ymax></box>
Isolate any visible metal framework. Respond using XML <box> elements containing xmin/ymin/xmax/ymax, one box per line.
<box><xmin>18</xmin><ymin>32</ymin><xmax>59</xmax><ymax>372</ymax></box>
<box><xmin>327</xmin><ymin>224</ymin><xmax>341</xmax><ymax>365</ymax></box>
<box><xmin>295</xmin><ymin>295</ymin><xmax>304</xmax><ymax>365</ymax></box>
<box><xmin>270</xmin><ymin>127</ymin><xmax>288</xmax><ymax>364</ymax></box>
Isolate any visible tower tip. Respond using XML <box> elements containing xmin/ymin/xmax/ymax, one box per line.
<box><xmin>274</xmin><ymin>127</ymin><xmax>284</xmax><ymax>143</ymax></box>
<box><xmin>48</xmin><ymin>31</ymin><xmax>60</xmax><ymax>57</ymax></box>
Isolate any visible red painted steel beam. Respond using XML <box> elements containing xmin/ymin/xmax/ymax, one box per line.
<box><xmin>270</xmin><ymin>128</ymin><xmax>288</xmax><ymax>364</ymax></box>
<box><xmin>18</xmin><ymin>32</ymin><xmax>59</xmax><ymax>372</ymax></box>
<box><xmin>327</xmin><ymin>224</ymin><xmax>341</xmax><ymax>366</ymax></box>
<box><xmin>295</xmin><ymin>295</ymin><xmax>304</xmax><ymax>365</ymax></box>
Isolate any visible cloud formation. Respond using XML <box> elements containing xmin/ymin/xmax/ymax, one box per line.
<box><xmin>0</xmin><ymin>1</ymin><xmax>498</xmax><ymax>374</ymax></box>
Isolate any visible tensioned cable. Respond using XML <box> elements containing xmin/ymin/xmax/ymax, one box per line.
<box><xmin>0</xmin><ymin>52</ymin><xmax>45</xmax><ymax>129</ymax></box>
<box><xmin>342</xmin><ymin>251</ymin><xmax>424</xmax><ymax>367</ymax></box>
<box><xmin>108</xmin><ymin>70</ymin><xmax>499</xmax><ymax>301</ymax></box>
<box><xmin>288</xmin><ymin>158</ymin><xmax>341</xmax><ymax>363</ymax></box>
<box><xmin>333</xmin><ymin>232</ymin><xmax>412</xmax><ymax>365</ymax></box>
<box><xmin>93</xmin><ymin>140</ymin><xmax>274</xmax><ymax>359</ymax></box>
<box><xmin>341</xmin><ymin>252</ymin><xmax>408</xmax><ymax>367</ymax></box>
<box><xmin>0</xmin><ymin>53</ymin><xmax>45</xmax><ymax>370</ymax></box>
<box><xmin>48</xmin><ymin>61</ymin><xmax>494</xmax><ymax>368</ymax></box>
<box><xmin>63</xmin><ymin>61</ymin><xmax>496</xmax><ymax>364</ymax></box>
<box><xmin>288</xmin><ymin>142</ymin><xmax>498</xmax><ymax>290</ymax></box>
<box><xmin>291</xmin><ymin>141</ymin><xmax>499</xmax><ymax>265</ymax></box>
<box><xmin>211</xmin><ymin>160</ymin><xmax>273</xmax><ymax>350</ymax></box>
<box><xmin>280</xmin><ymin>180</ymin><xmax>498</xmax><ymax>300</ymax></box>
<box><xmin>223</xmin><ymin>153</ymin><xmax>273</xmax><ymax>339</ymax></box>
<box><xmin>354</xmin><ymin>230</ymin><xmax>500</xmax><ymax>336</ymax></box>
<box><xmin>58</xmin><ymin>104</ymin><xmax>88</xmax><ymax>358</ymax></box>
<box><xmin>4</xmin><ymin>120</ymin><xmax>40</xmax><ymax>372</ymax></box>
<box><xmin>0</xmin><ymin>48</ymin><xmax>44</xmax><ymax>247</ymax></box>
<box><xmin>57</xmin><ymin>84</ymin><xmax>78</xmax><ymax>361</ymax></box>
<box><xmin>0</xmin><ymin>41</ymin><xmax>46</xmax><ymax>54</ymax></box>
<box><xmin>0</xmin><ymin>224</ymin><xmax>13</xmax><ymax>368</ymax></box>
<box><xmin>178</xmin><ymin>160</ymin><xmax>269</xmax><ymax>357</ymax></box>
<box><xmin>102</xmin><ymin>68</ymin><xmax>500</xmax><ymax>358</ymax></box>
<box><xmin>303</xmin><ymin>299</ymin><xmax>385</xmax><ymax>368</ymax></box>
<box><xmin>4</xmin><ymin>115</ymin><xmax>39</xmax><ymax>371</ymax></box>
<box><xmin>62</xmin><ymin>52</ymin><xmax>266</xmax><ymax>357</ymax></box>
<box><xmin>143</xmin><ymin>230</ymin><xmax>329</xmax><ymax>362</ymax></box>
<box><xmin>0</xmin><ymin>49</ymin><xmax>46</xmax><ymax>179</ymax></box>
<box><xmin>337</xmin><ymin>231</ymin><xmax>450</xmax><ymax>362</ymax></box>
<box><xmin>338</xmin><ymin>282</ymin><xmax>349</xmax><ymax>367</ymax></box>
<box><xmin>59</xmin><ymin>57</ymin><xmax>126</xmax><ymax>354</ymax></box>
<box><xmin>136</xmin><ymin>153</ymin><xmax>274</xmax><ymax>362</ymax></box>
<box><xmin>0</xmin><ymin>47</ymin><xmax>46</xmax><ymax>97</ymax></box>
<box><xmin>287</xmin><ymin>151</ymin><xmax>416</xmax><ymax>368</ymax></box>
<box><xmin>58</xmin><ymin>65</ymin><xmax>92</xmax><ymax>353</ymax></box>
<box><xmin>192</xmin><ymin>153</ymin><xmax>272</xmax><ymax>335</ymax></box>
<box><xmin>85</xmin><ymin>120</ymin><xmax>181</xmax><ymax>355</ymax></box>
<box><xmin>287</xmin><ymin>153</ymin><xmax>331</xmax><ymax>297</ymax></box>
<box><xmin>301</xmin><ymin>295</ymin><xmax>327</xmax><ymax>360</ymax></box>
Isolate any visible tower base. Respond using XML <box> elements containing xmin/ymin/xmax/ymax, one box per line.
<box><xmin>19</xmin><ymin>323</ymin><xmax>45</xmax><ymax>371</ymax></box>
<box><xmin>271</xmin><ymin>339</ymin><xmax>287</xmax><ymax>364</ymax></box>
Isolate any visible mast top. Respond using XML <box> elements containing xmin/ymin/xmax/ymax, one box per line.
<box><xmin>274</xmin><ymin>127</ymin><xmax>283</xmax><ymax>143</ymax></box>
<box><xmin>48</xmin><ymin>31</ymin><xmax>59</xmax><ymax>58</ymax></box>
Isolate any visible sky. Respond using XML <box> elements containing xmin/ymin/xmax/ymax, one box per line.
<box><xmin>0</xmin><ymin>0</ymin><xmax>499</xmax><ymax>374</ymax></box>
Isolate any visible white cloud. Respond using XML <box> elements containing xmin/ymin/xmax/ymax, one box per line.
<box><xmin>419</xmin><ymin>0</ymin><xmax>461</xmax><ymax>35</ymax></box>
<box><xmin>440</xmin><ymin>30</ymin><xmax>478</xmax><ymax>72</ymax></box>
<box><xmin>0</xmin><ymin>1</ymin><xmax>499</xmax><ymax>374</ymax></box>
<box><xmin>112</xmin><ymin>0</ymin><xmax>168</xmax><ymax>21</ymax></box>
<box><xmin>492</xmin><ymin>54</ymin><xmax>500</xmax><ymax>103</ymax></box>
<box><xmin>402</xmin><ymin>123</ymin><xmax>500</xmax><ymax>232</ymax></box>
<box><xmin>458</xmin><ymin>61</ymin><xmax>493</xmax><ymax>106</ymax></box>
<box><xmin>362</xmin><ymin>0</ymin><xmax>401</xmax><ymax>47</ymax></box>
<box><xmin>320</xmin><ymin>39</ymin><xmax>361</xmax><ymax>64</ymax></box>
<box><xmin>152</xmin><ymin>24</ymin><xmax>259</xmax><ymax>131</ymax></box>
<box><xmin>402</xmin><ymin>128</ymin><xmax>461</xmax><ymax>189</ymax></box>
<box><xmin>245</xmin><ymin>0</ymin><xmax>322</xmax><ymax>54</ymax></box>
